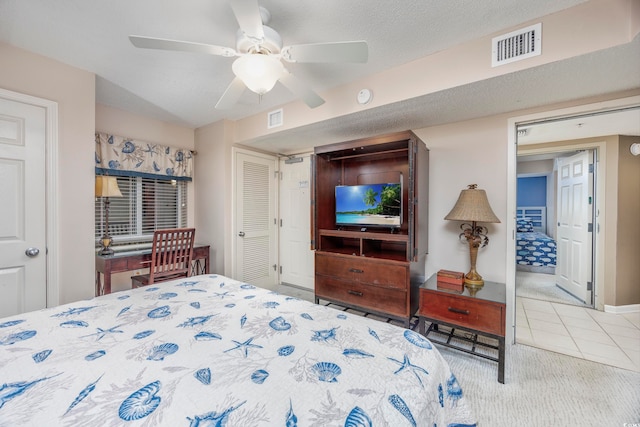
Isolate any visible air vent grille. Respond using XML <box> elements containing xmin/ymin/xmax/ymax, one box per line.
<box><xmin>492</xmin><ymin>23</ymin><xmax>541</xmax><ymax>67</ymax></box>
<box><xmin>267</xmin><ymin>108</ymin><xmax>283</xmax><ymax>129</ymax></box>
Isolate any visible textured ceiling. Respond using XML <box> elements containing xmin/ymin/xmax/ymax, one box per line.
<box><xmin>2</xmin><ymin>0</ymin><xmax>638</xmax><ymax>155</ymax></box>
<box><xmin>0</xmin><ymin>0</ymin><xmax>589</xmax><ymax>129</ymax></box>
<box><xmin>240</xmin><ymin>34</ymin><xmax>640</xmax><ymax>153</ymax></box>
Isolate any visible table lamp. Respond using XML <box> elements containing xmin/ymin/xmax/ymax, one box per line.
<box><xmin>444</xmin><ymin>184</ymin><xmax>500</xmax><ymax>291</ymax></box>
<box><xmin>95</xmin><ymin>176</ymin><xmax>123</xmax><ymax>255</ymax></box>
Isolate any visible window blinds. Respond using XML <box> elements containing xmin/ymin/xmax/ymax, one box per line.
<box><xmin>95</xmin><ymin>176</ymin><xmax>187</xmax><ymax>249</ymax></box>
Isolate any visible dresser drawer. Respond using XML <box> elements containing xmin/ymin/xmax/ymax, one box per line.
<box><xmin>418</xmin><ymin>289</ymin><xmax>505</xmax><ymax>336</ymax></box>
<box><xmin>316</xmin><ymin>275</ymin><xmax>408</xmax><ymax>318</ymax></box>
<box><xmin>315</xmin><ymin>252</ymin><xmax>408</xmax><ymax>290</ymax></box>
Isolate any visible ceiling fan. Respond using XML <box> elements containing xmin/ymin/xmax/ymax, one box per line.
<box><xmin>129</xmin><ymin>0</ymin><xmax>368</xmax><ymax>110</ymax></box>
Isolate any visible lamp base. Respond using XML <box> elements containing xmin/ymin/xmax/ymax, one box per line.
<box><xmin>464</xmin><ymin>277</ymin><xmax>484</xmax><ymax>287</ymax></box>
<box><xmin>464</xmin><ymin>272</ymin><xmax>484</xmax><ymax>296</ymax></box>
<box><xmin>99</xmin><ymin>247</ymin><xmax>115</xmax><ymax>256</ymax></box>
<box><xmin>99</xmin><ymin>235</ymin><xmax>114</xmax><ymax>256</ymax></box>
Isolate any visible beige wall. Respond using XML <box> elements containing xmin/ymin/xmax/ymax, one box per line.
<box><xmin>0</xmin><ymin>42</ymin><xmax>95</xmax><ymax>304</ymax></box>
<box><xmin>194</xmin><ymin>120</ymin><xmax>236</xmax><ymax>276</ymax></box>
<box><xmin>96</xmin><ymin>104</ymin><xmax>194</xmax><ymax>148</ymax></box>
<box><xmin>95</xmin><ymin>104</ymin><xmax>196</xmax><ymax>291</ymax></box>
<box><xmin>414</xmin><ymin>116</ymin><xmax>508</xmax><ymax>284</ymax></box>
<box><xmin>617</xmin><ymin>135</ymin><xmax>640</xmax><ymax>306</ymax></box>
<box><xmin>2</xmin><ymin>23</ymin><xmax>639</xmax><ymax>312</ymax></box>
<box><xmin>517</xmin><ymin>159</ymin><xmax>554</xmax><ymax>175</ymax></box>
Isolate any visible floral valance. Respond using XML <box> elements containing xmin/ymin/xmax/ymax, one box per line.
<box><xmin>95</xmin><ymin>132</ymin><xmax>193</xmax><ymax>181</ymax></box>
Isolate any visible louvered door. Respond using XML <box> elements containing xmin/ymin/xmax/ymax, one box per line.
<box><xmin>234</xmin><ymin>150</ymin><xmax>278</xmax><ymax>287</ymax></box>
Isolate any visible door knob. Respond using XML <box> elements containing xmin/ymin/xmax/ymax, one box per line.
<box><xmin>238</xmin><ymin>231</ymin><xmax>245</xmax><ymax>237</ymax></box>
<box><xmin>25</xmin><ymin>247</ymin><xmax>40</xmax><ymax>257</ymax></box>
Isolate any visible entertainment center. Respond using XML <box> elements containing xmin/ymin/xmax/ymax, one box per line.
<box><xmin>312</xmin><ymin>130</ymin><xmax>429</xmax><ymax>325</ymax></box>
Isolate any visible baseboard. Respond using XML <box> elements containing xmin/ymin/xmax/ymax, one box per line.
<box><xmin>279</xmin><ymin>282</ymin><xmax>313</xmax><ymax>292</ymax></box>
<box><xmin>604</xmin><ymin>303</ymin><xmax>640</xmax><ymax>314</ymax></box>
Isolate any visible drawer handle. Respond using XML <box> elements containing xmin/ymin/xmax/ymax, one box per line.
<box><xmin>348</xmin><ymin>290</ymin><xmax>363</xmax><ymax>297</ymax></box>
<box><xmin>448</xmin><ymin>307</ymin><xmax>469</xmax><ymax>315</ymax></box>
<box><xmin>349</xmin><ymin>268</ymin><xmax>364</xmax><ymax>274</ymax></box>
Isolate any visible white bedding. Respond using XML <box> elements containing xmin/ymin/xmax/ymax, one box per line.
<box><xmin>0</xmin><ymin>274</ymin><xmax>476</xmax><ymax>426</ymax></box>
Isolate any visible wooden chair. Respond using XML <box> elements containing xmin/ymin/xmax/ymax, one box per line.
<box><xmin>131</xmin><ymin>228</ymin><xmax>195</xmax><ymax>288</ymax></box>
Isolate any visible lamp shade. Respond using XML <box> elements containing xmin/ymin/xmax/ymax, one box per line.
<box><xmin>232</xmin><ymin>54</ymin><xmax>285</xmax><ymax>95</ymax></box>
<box><xmin>95</xmin><ymin>176</ymin><xmax>123</xmax><ymax>198</ymax></box>
<box><xmin>444</xmin><ymin>184</ymin><xmax>500</xmax><ymax>223</ymax></box>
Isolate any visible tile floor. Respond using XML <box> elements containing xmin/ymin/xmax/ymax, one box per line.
<box><xmin>516</xmin><ymin>296</ymin><xmax>640</xmax><ymax>372</ymax></box>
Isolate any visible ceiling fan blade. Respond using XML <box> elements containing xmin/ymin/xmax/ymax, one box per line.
<box><xmin>215</xmin><ymin>77</ymin><xmax>246</xmax><ymax>109</ymax></box>
<box><xmin>129</xmin><ymin>35</ymin><xmax>236</xmax><ymax>57</ymax></box>
<box><xmin>229</xmin><ymin>0</ymin><xmax>264</xmax><ymax>41</ymax></box>
<box><xmin>282</xmin><ymin>41</ymin><xmax>368</xmax><ymax>63</ymax></box>
<box><xmin>279</xmin><ymin>73</ymin><xmax>325</xmax><ymax>109</ymax></box>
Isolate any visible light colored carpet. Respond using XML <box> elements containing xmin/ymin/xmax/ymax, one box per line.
<box><xmin>276</xmin><ymin>283</ymin><xmax>640</xmax><ymax>426</ymax></box>
<box><xmin>443</xmin><ymin>343</ymin><xmax>640</xmax><ymax>427</ymax></box>
<box><xmin>516</xmin><ymin>271</ymin><xmax>587</xmax><ymax>307</ymax></box>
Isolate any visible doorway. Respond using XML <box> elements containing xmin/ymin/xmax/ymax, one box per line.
<box><xmin>509</xmin><ymin>102</ymin><xmax>640</xmax><ymax>370</ymax></box>
<box><xmin>516</xmin><ymin>149</ymin><xmax>595</xmax><ymax>309</ymax></box>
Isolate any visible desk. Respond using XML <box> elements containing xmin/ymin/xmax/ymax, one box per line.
<box><xmin>95</xmin><ymin>244</ymin><xmax>210</xmax><ymax>296</ymax></box>
<box><xmin>417</xmin><ymin>274</ymin><xmax>506</xmax><ymax>383</ymax></box>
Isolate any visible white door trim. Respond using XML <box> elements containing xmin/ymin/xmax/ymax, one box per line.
<box><xmin>506</xmin><ymin>94</ymin><xmax>640</xmax><ymax>345</ymax></box>
<box><xmin>0</xmin><ymin>87</ymin><xmax>59</xmax><ymax>308</ymax></box>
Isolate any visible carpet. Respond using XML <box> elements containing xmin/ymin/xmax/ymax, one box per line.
<box><xmin>275</xmin><ymin>283</ymin><xmax>640</xmax><ymax>426</ymax></box>
<box><xmin>516</xmin><ymin>271</ymin><xmax>587</xmax><ymax>307</ymax></box>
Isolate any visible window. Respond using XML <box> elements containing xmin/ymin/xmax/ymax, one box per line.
<box><xmin>95</xmin><ymin>176</ymin><xmax>188</xmax><ymax>250</ymax></box>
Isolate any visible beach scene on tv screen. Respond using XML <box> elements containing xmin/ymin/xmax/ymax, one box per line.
<box><xmin>336</xmin><ymin>183</ymin><xmax>401</xmax><ymax>227</ymax></box>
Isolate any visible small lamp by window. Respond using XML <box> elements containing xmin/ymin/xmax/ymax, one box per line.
<box><xmin>95</xmin><ymin>176</ymin><xmax>123</xmax><ymax>255</ymax></box>
<box><xmin>445</xmin><ymin>184</ymin><xmax>500</xmax><ymax>292</ymax></box>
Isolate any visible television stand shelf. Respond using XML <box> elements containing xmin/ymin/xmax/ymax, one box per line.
<box><xmin>318</xmin><ymin>229</ymin><xmax>409</xmax><ymax>260</ymax></box>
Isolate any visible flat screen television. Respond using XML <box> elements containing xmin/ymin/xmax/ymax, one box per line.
<box><xmin>335</xmin><ymin>183</ymin><xmax>402</xmax><ymax>228</ymax></box>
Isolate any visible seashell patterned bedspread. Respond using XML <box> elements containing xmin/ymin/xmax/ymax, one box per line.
<box><xmin>0</xmin><ymin>274</ymin><xmax>476</xmax><ymax>426</ymax></box>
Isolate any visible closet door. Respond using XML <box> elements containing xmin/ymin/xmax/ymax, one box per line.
<box><xmin>233</xmin><ymin>149</ymin><xmax>278</xmax><ymax>288</ymax></box>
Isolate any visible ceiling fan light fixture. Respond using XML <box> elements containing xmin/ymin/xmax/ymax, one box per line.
<box><xmin>232</xmin><ymin>54</ymin><xmax>285</xmax><ymax>95</ymax></box>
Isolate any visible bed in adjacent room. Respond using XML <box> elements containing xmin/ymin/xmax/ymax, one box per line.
<box><xmin>516</xmin><ymin>206</ymin><xmax>557</xmax><ymax>274</ymax></box>
<box><xmin>0</xmin><ymin>274</ymin><xmax>476</xmax><ymax>426</ymax></box>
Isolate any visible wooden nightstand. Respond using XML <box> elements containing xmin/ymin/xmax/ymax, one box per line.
<box><xmin>418</xmin><ymin>274</ymin><xmax>506</xmax><ymax>383</ymax></box>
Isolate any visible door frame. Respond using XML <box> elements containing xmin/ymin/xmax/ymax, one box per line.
<box><xmin>0</xmin><ymin>87</ymin><xmax>59</xmax><ymax>307</ymax></box>
<box><xmin>506</xmin><ymin>94</ymin><xmax>640</xmax><ymax>345</ymax></box>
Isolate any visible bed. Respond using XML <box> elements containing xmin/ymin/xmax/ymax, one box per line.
<box><xmin>516</xmin><ymin>206</ymin><xmax>557</xmax><ymax>274</ymax></box>
<box><xmin>0</xmin><ymin>274</ymin><xmax>476</xmax><ymax>426</ymax></box>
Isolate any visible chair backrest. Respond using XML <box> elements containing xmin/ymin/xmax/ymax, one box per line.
<box><xmin>148</xmin><ymin>228</ymin><xmax>196</xmax><ymax>284</ymax></box>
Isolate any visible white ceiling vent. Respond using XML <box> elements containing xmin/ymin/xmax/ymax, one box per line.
<box><xmin>492</xmin><ymin>23</ymin><xmax>541</xmax><ymax>67</ymax></box>
<box><xmin>267</xmin><ymin>108</ymin><xmax>283</xmax><ymax>129</ymax></box>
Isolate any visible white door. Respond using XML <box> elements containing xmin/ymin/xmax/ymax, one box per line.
<box><xmin>0</xmin><ymin>95</ymin><xmax>47</xmax><ymax>317</ymax></box>
<box><xmin>555</xmin><ymin>151</ymin><xmax>593</xmax><ymax>303</ymax></box>
<box><xmin>233</xmin><ymin>149</ymin><xmax>278</xmax><ymax>288</ymax></box>
<box><xmin>279</xmin><ymin>156</ymin><xmax>314</xmax><ymax>289</ymax></box>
